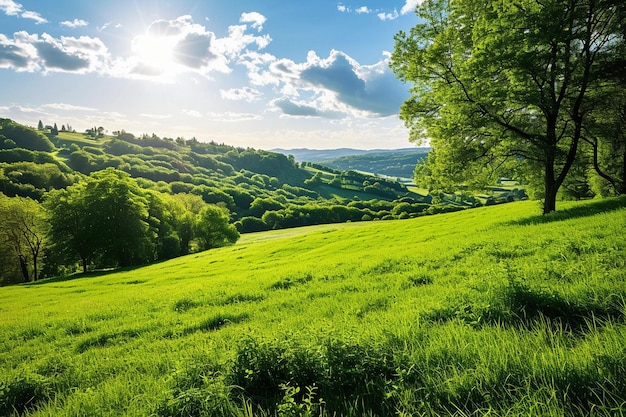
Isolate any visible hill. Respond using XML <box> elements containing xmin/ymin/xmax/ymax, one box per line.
<box><xmin>272</xmin><ymin>147</ymin><xmax>430</xmax><ymax>179</ymax></box>
<box><xmin>0</xmin><ymin>119</ymin><xmax>438</xmax><ymax>234</ymax></box>
<box><xmin>1</xmin><ymin>197</ymin><xmax>625</xmax><ymax>416</ymax></box>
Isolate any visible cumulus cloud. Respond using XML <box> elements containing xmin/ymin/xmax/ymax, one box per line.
<box><xmin>0</xmin><ymin>0</ymin><xmax>47</xmax><ymax>23</ymax></box>
<box><xmin>264</xmin><ymin>50</ymin><xmax>408</xmax><ymax>118</ymax></box>
<box><xmin>60</xmin><ymin>19</ymin><xmax>88</xmax><ymax>28</ymax></box>
<box><xmin>238</xmin><ymin>46</ymin><xmax>408</xmax><ymax>119</ymax></box>
<box><xmin>355</xmin><ymin>6</ymin><xmax>371</xmax><ymax>14</ymax></box>
<box><xmin>0</xmin><ymin>31</ymin><xmax>109</xmax><ymax>73</ymax></box>
<box><xmin>0</xmin><ymin>33</ymin><xmax>35</xmax><ymax>71</ymax></box>
<box><xmin>115</xmin><ymin>14</ymin><xmax>271</xmax><ymax>80</ymax></box>
<box><xmin>240</xmin><ymin>12</ymin><xmax>266</xmax><ymax>31</ymax></box>
<box><xmin>35</xmin><ymin>33</ymin><xmax>107</xmax><ymax>72</ymax></box>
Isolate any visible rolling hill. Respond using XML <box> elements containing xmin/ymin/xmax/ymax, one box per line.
<box><xmin>1</xmin><ymin>197</ymin><xmax>625</xmax><ymax>416</ymax></box>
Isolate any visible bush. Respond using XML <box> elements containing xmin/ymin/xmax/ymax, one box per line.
<box><xmin>229</xmin><ymin>337</ymin><xmax>398</xmax><ymax>414</ymax></box>
<box><xmin>236</xmin><ymin>216</ymin><xmax>270</xmax><ymax>233</ymax></box>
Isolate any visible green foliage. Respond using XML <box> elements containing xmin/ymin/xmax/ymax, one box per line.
<box><xmin>0</xmin><ymin>119</ymin><xmax>54</xmax><ymax>152</ymax></box>
<box><xmin>45</xmin><ymin>170</ymin><xmax>155</xmax><ymax>270</ymax></box>
<box><xmin>194</xmin><ymin>205</ymin><xmax>240</xmax><ymax>250</ymax></box>
<box><xmin>0</xmin><ymin>193</ymin><xmax>46</xmax><ymax>284</ymax></box>
<box><xmin>391</xmin><ymin>0</ymin><xmax>624</xmax><ymax>213</ymax></box>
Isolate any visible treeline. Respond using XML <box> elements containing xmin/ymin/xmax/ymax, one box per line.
<box><xmin>0</xmin><ymin>169</ymin><xmax>238</xmax><ymax>285</ymax></box>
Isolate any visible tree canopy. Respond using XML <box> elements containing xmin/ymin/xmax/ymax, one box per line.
<box><xmin>391</xmin><ymin>0</ymin><xmax>625</xmax><ymax>213</ymax></box>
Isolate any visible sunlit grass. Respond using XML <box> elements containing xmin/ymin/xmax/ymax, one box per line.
<box><xmin>1</xmin><ymin>198</ymin><xmax>625</xmax><ymax>416</ymax></box>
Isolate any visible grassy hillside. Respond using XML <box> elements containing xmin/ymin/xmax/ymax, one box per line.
<box><xmin>1</xmin><ymin>198</ymin><xmax>625</xmax><ymax>416</ymax></box>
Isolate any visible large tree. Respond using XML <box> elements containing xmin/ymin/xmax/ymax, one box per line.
<box><xmin>194</xmin><ymin>205</ymin><xmax>239</xmax><ymax>251</ymax></box>
<box><xmin>391</xmin><ymin>0</ymin><xmax>623</xmax><ymax>213</ymax></box>
<box><xmin>46</xmin><ymin>169</ymin><xmax>155</xmax><ymax>271</ymax></box>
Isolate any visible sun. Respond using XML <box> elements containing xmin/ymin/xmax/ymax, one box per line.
<box><xmin>132</xmin><ymin>33</ymin><xmax>180</xmax><ymax>75</ymax></box>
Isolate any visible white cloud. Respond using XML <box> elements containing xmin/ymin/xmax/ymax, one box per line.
<box><xmin>0</xmin><ymin>0</ymin><xmax>21</xmax><ymax>15</ymax></box>
<box><xmin>337</xmin><ymin>4</ymin><xmax>349</xmax><ymax>13</ymax></box>
<box><xmin>400</xmin><ymin>0</ymin><xmax>423</xmax><ymax>15</ymax></box>
<box><xmin>378</xmin><ymin>1</ymin><xmax>423</xmax><ymax>20</ymax></box>
<box><xmin>0</xmin><ymin>1</ymin><xmax>47</xmax><ymax>23</ymax></box>
<box><xmin>239</xmin><ymin>12</ymin><xmax>266</xmax><ymax>32</ymax></box>
<box><xmin>252</xmin><ymin>49</ymin><xmax>409</xmax><ymax>119</ymax></box>
<box><xmin>61</xmin><ymin>19</ymin><xmax>88</xmax><ymax>28</ymax></box>
<box><xmin>377</xmin><ymin>10</ymin><xmax>399</xmax><ymax>21</ymax></box>
<box><xmin>111</xmin><ymin>15</ymin><xmax>272</xmax><ymax>81</ymax></box>
<box><xmin>355</xmin><ymin>6</ymin><xmax>371</xmax><ymax>14</ymax></box>
<box><xmin>1</xmin><ymin>12</ymin><xmax>273</xmax><ymax>81</ymax></box>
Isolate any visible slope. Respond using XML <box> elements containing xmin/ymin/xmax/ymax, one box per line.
<box><xmin>0</xmin><ymin>198</ymin><xmax>625</xmax><ymax>416</ymax></box>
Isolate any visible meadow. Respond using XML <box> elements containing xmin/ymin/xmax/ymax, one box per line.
<box><xmin>1</xmin><ymin>197</ymin><xmax>625</xmax><ymax>416</ymax></box>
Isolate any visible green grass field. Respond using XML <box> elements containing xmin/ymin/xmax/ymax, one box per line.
<box><xmin>1</xmin><ymin>198</ymin><xmax>626</xmax><ymax>416</ymax></box>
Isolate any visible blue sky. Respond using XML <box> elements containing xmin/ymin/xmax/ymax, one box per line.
<box><xmin>0</xmin><ymin>0</ymin><xmax>422</xmax><ymax>149</ymax></box>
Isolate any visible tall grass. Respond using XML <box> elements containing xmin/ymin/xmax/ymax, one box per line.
<box><xmin>0</xmin><ymin>197</ymin><xmax>625</xmax><ymax>416</ymax></box>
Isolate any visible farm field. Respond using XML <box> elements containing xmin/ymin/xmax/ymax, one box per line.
<box><xmin>1</xmin><ymin>197</ymin><xmax>626</xmax><ymax>416</ymax></box>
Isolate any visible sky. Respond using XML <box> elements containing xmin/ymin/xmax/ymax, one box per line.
<box><xmin>0</xmin><ymin>0</ymin><xmax>422</xmax><ymax>150</ymax></box>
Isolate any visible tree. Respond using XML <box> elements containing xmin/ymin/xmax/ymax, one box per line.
<box><xmin>0</xmin><ymin>193</ymin><xmax>46</xmax><ymax>283</ymax></box>
<box><xmin>37</xmin><ymin>120</ymin><xmax>44</xmax><ymax>130</ymax></box>
<box><xmin>51</xmin><ymin>123</ymin><xmax>59</xmax><ymax>136</ymax></box>
<box><xmin>582</xmin><ymin>5</ymin><xmax>626</xmax><ymax>196</ymax></box>
<box><xmin>46</xmin><ymin>169</ymin><xmax>155</xmax><ymax>272</ymax></box>
<box><xmin>194</xmin><ymin>205</ymin><xmax>239</xmax><ymax>250</ymax></box>
<box><xmin>391</xmin><ymin>0</ymin><xmax>623</xmax><ymax>213</ymax></box>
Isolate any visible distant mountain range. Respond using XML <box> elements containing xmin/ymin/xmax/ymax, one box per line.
<box><xmin>271</xmin><ymin>147</ymin><xmax>430</xmax><ymax>179</ymax></box>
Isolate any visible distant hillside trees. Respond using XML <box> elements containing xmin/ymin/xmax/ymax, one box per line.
<box><xmin>0</xmin><ymin>119</ymin><xmax>54</xmax><ymax>152</ymax></box>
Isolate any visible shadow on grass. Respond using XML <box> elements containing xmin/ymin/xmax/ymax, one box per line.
<box><xmin>507</xmin><ymin>196</ymin><xmax>626</xmax><ymax>226</ymax></box>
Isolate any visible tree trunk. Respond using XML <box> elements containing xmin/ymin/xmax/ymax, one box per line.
<box><xmin>82</xmin><ymin>257</ymin><xmax>88</xmax><ymax>273</ymax></box>
<box><xmin>32</xmin><ymin>254</ymin><xmax>38</xmax><ymax>281</ymax></box>
<box><xmin>19</xmin><ymin>255</ymin><xmax>30</xmax><ymax>282</ymax></box>
<box><xmin>544</xmin><ymin>162</ymin><xmax>558</xmax><ymax>214</ymax></box>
